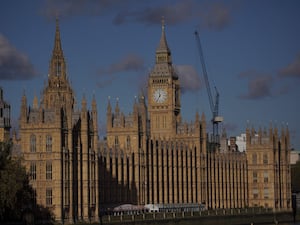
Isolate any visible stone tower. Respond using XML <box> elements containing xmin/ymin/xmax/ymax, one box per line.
<box><xmin>19</xmin><ymin>19</ymin><xmax>99</xmax><ymax>223</ymax></box>
<box><xmin>106</xmin><ymin>93</ymin><xmax>148</xmax><ymax>153</ymax></box>
<box><xmin>246</xmin><ymin>124</ymin><xmax>291</xmax><ymax>209</ymax></box>
<box><xmin>147</xmin><ymin>19</ymin><xmax>180</xmax><ymax>139</ymax></box>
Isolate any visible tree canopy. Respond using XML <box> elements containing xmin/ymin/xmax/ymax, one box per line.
<box><xmin>0</xmin><ymin>141</ymin><xmax>34</xmax><ymax>221</ymax></box>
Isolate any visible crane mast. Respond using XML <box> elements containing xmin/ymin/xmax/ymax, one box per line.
<box><xmin>194</xmin><ymin>30</ymin><xmax>223</xmax><ymax>144</ymax></box>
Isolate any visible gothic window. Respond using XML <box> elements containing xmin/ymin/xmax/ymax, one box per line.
<box><xmin>46</xmin><ymin>135</ymin><xmax>52</xmax><ymax>152</ymax></box>
<box><xmin>115</xmin><ymin>136</ymin><xmax>119</xmax><ymax>148</ymax></box>
<box><xmin>30</xmin><ymin>134</ymin><xmax>36</xmax><ymax>152</ymax></box>
<box><xmin>46</xmin><ymin>188</ymin><xmax>52</xmax><ymax>206</ymax></box>
<box><xmin>263</xmin><ymin>153</ymin><xmax>268</xmax><ymax>164</ymax></box>
<box><xmin>253</xmin><ymin>171</ymin><xmax>258</xmax><ymax>183</ymax></box>
<box><xmin>46</xmin><ymin>162</ymin><xmax>52</xmax><ymax>180</ymax></box>
<box><xmin>264</xmin><ymin>171</ymin><xmax>269</xmax><ymax>183</ymax></box>
<box><xmin>264</xmin><ymin>187</ymin><xmax>269</xmax><ymax>199</ymax></box>
<box><xmin>155</xmin><ymin>116</ymin><xmax>159</xmax><ymax>129</ymax></box>
<box><xmin>253</xmin><ymin>188</ymin><xmax>258</xmax><ymax>199</ymax></box>
<box><xmin>56</xmin><ymin>62</ymin><xmax>61</xmax><ymax>76</ymax></box>
<box><xmin>162</xmin><ymin>116</ymin><xmax>166</xmax><ymax>128</ymax></box>
<box><xmin>252</xmin><ymin>153</ymin><xmax>257</xmax><ymax>164</ymax></box>
<box><xmin>30</xmin><ymin>162</ymin><xmax>36</xmax><ymax>180</ymax></box>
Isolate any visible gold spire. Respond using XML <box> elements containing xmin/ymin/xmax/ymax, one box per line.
<box><xmin>162</xmin><ymin>16</ymin><xmax>165</xmax><ymax>32</ymax></box>
<box><xmin>33</xmin><ymin>95</ymin><xmax>38</xmax><ymax>109</ymax></box>
<box><xmin>156</xmin><ymin>16</ymin><xmax>170</xmax><ymax>54</ymax></box>
<box><xmin>155</xmin><ymin>17</ymin><xmax>172</xmax><ymax>64</ymax></box>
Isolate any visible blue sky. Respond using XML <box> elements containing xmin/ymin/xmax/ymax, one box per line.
<box><xmin>1</xmin><ymin>0</ymin><xmax>300</xmax><ymax>149</ymax></box>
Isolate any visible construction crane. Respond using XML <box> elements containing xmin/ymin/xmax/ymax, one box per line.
<box><xmin>194</xmin><ymin>30</ymin><xmax>223</xmax><ymax>144</ymax></box>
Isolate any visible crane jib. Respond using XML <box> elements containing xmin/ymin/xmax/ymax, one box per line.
<box><xmin>194</xmin><ymin>30</ymin><xmax>223</xmax><ymax>143</ymax></box>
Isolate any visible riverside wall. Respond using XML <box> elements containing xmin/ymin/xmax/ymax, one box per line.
<box><xmin>97</xmin><ymin>208</ymin><xmax>298</xmax><ymax>225</ymax></box>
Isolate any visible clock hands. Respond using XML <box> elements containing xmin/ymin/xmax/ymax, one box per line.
<box><xmin>156</xmin><ymin>92</ymin><xmax>161</xmax><ymax>102</ymax></box>
<box><xmin>153</xmin><ymin>88</ymin><xmax>167</xmax><ymax>103</ymax></box>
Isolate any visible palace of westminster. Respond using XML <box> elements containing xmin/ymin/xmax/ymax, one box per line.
<box><xmin>0</xmin><ymin>20</ymin><xmax>291</xmax><ymax>223</ymax></box>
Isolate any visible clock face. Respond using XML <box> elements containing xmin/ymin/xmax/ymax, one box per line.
<box><xmin>153</xmin><ymin>88</ymin><xmax>167</xmax><ymax>103</ymax></box>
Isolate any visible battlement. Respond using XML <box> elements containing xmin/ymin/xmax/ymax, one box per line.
<box><xmin>246</xmin><ymin>123</ymin><xmax>289</xmax><ymax>147</ymax></box>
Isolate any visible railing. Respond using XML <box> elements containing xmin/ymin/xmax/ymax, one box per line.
<box><xmin>100</xmin><ymin>207</ymin><xmax>277</xmax><ymax>224</ymax></box>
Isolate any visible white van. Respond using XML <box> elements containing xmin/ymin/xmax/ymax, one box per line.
<box><xmin>144</xmin><ymin>204</ymin><xmax>159</xmax><ymax>212</ymax></box>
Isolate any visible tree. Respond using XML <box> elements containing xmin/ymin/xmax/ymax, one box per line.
<box><xmin>0</xmin><ymin>141</ymin><xmax>34</xmax><ymax>221</ymax></box>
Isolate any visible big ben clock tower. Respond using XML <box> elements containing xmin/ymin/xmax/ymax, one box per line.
<box><xmin>148</xmin><ymin>19</ymin><xmax>180</xmax><ymax>139</ymax></box>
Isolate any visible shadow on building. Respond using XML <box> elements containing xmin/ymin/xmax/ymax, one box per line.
<box><xmin>98</xmin><ymin>149</ymin><xmax>138</xmax><ymax>212</ymax></box>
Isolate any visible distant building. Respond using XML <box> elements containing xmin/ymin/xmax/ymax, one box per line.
<box><xmin>0</xmin><ymin>87</ymin><xmax>11</xmax><ymax>142</ymax></box>
<box><xmin>236</xmin><ymin>133</ymin><xmax>247</xmax><ymax>152</ymax></box>
<box><xmin>290</xmin><ymin>149</ymin><xmax>300</xmax><ymax>165</ymax></box>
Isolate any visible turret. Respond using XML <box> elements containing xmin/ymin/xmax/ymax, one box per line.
<box><xmin>81</xmin><ymin>94</ymin><xmax>87</xmax><ymax>112</ymax></box>
<box><xmin>106</xmin><ymin>97</ymin><xmax>112</xmax><ymax>129</ymax></box>
<box><xmin>33</xmin><ymin>95</ymin><xmax>39</xmax><ymax>109</ymax></box>
<box><xmin>115</xmin><ymin>98</ymin><xmax>120</xmax><ymax>115</ymax></box>
<box><xmin>20</xmin><ymin>92</ymin><xmax>28</xmax><ymax>123</ymax></box>
<box><xmin>195</xmin><ymin>111</ymin><xmax>200</xmax><ymax>123</ymax></box>
<box><xmin>91</xmin><ymin>94</ymin><xmax>98</xmax><ymax>149</ymax></box>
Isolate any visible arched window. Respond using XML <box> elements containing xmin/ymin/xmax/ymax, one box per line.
<box><xmin>30</xmin><ymin>162</ymin><xmax>36</xmax><ymax>180</ymax></box>
<box><xmin>115</xmin><ymin>136</ymin><xmax>119</xmax><ymax>148</ymax></box>
<box><xmin>30</xmin><ymin>134</ymin><xmax>36</xmax><ymax>152</ymax></box>
<box><xmin>46</xmin><ymin>188</ymin><xmax>52</xmax><ymax>206</ymax></box>
<box><xmin>56</xmin><ymin>62</ymin><xmax>61</xmax><ymax>76</ymax></box>
<box><xmin>252</xmin><ymin>153</ymin><xmax>257</xmax><ymax>164</ymax></box>
<box><xmin>46</xmin><ymin>161</ymin><xmax>52</xmax><ymax>180</ymax></box>
<box><xmin>46</xmin><ymin>135</ymin><xmax>52</xmax><ymax>152</ymax></box>
<box><xmin>263</xmin><ymin>153</ymin><xmax>268</xmax><ymax>164</ymax></box>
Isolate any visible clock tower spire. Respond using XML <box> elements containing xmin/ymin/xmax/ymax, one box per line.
<box><xmin>148</xmin><ymin>18</ymin><xmax>181</xmax><ymax>139</ymax></box>
<box><xmin>156</xmin><ymin>17</ymin><xmax>172</xmax><ymax>64</ymax></box>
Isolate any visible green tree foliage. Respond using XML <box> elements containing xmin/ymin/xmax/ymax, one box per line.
<box><xmin>0</xmin><ymin>141</ymin><xmax>34</xmax><ymax>221</ymax></box>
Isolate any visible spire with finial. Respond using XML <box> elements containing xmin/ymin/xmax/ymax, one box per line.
<box><xmin>195</xmin><ymin>111</ymin><xmax>200</xmax><ymax>122</ymax></box>
<box><xmin>20</xmin><ymin>91</ymin><xmax>27</xmax><ymax>123</ymax></box>
<box><xmin>81</xmin><ymin>94</ymin><xmax>87</xmax><ymax>111</ymax></box>
<box><xmin>92</xmin><ymin>92</ymin><xmax>97</xmax><ymax>111</ymax></box>
<box><xmin>107</xmin><ymin>96</ymin><xmax>112</xmax><ymax>114</ymax></box>
<box><xmin>49</xmin><ymin>17</ymin><xmax>66</xmax><ymax>79</ymax></box>
<box><xmin>33</xmin><ymin>95</ymin><xmax>39</xmax><ymax>109</ymax></box>
<box><xmin>54</xmin><ymin>17</ymin><xmax>63</xmax><ymax>56</ymax></box>
<box><xmin>115</xmin><ymin>97</ymin><xmax>120</xmax><ymax>114</ymax></box>
<box><xmin>156</xmin><ymin>16</ymin><xmax>172</xmax><ymax>64</ymax></box>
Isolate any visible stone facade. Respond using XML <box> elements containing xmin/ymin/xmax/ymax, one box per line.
<box><xmin>17</xmin><ymin>19</ymin><xmax>292</xmax><ymax>223</ymax></box>
<box><xmin>101</xmin><ymin>21</ymin><xmax>249</xmax><ymax>210</ymax></box>
<box><xmin>246</xmin><ymin>125</ymin><xmax>291</xmax><ymax>209</ymax></box>
<box><xmin>19</xmin><ymin>20</ymin><xmax>98</xmax><ymax>223</ymax></box>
